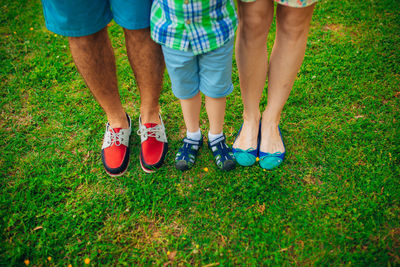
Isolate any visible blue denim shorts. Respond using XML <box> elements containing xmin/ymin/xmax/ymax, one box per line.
<box><xmin>41</xmin><ymin>0</ymin><xmax>152</xmax><ymax>37</ymax></box>
<box><xmin>161</xmin><ymin>38</ymin><xmax>234</xmax><ymax>100</ymax></box>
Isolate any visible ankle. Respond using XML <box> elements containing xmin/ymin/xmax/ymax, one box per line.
<box><xmin>261</xmin><ymin>110</ymin><xmax>281</xmax><ymax>125</ymax></box>
<box><xmin>208</xmin><ymin>131</ymin><xmax>223</xmax><ymax>142</ymax></box>
<box><xmin>107</xmin><ymin>112</ymin><xmax>129</xmax><ymax>128</ymax></box>
<box><xmin>140</xmin><ymin>107</ymin><xmax>161</xmax><ymax>124</ymax></box>
<box><xmin>243</xmin><ymin>111</ymin><xmax>261</xmax><ymax>124</ymax></box>
<box><xmin>187</xmin><ymin>129</ymin><xmax>202</xmax><ymax>140</ymax></box>
<box><xmin>261</xmin><ymin>120</ymin><xmax>279</xmax><ymax>127</ymax></box>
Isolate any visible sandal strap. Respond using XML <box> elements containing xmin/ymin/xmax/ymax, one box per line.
<box><xmin>208</xmin><ymin>135</ymin><xmax>226</xmax><ymax>147</ymax></box>
<box><xmin>176</xmin><ymin>137</ymin><xmax>203</xmax><ymax>161</ymax></box>
<box><xmin>182</xmin><ymin>137</ymin><xmax>202</xmax><ymax>147</ymax></box>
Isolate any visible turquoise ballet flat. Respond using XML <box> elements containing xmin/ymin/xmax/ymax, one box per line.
<box><xmin>259</xmin><ymin>126</ymin><xmax>286</xmax><ymax>170</ymax></box>
<box><xmin>232</xmin><ymin>123</ymin><xmax>260</xmax><ymax>166</ymax></box>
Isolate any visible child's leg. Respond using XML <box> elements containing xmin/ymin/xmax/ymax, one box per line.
<box><xmin>205</xmin><ymin>96</ymin><xmax>226</xmax><ymax>135</ymax></box>
<box><xmin>160</xmin><ymin>45</ymin><xmax>203</xmax><ymax>170</ymax></box>
<box><xmin>198</xmin><ymin>38</ymin><xmax>235</xmax><ymax>171</ymax></box>
<box><xmin>181</xmin><ymin>92</ymin><xmax>202</xmax><ymax>134</ymax></box>
<box><xmin>175</xmin><ymin>93</ymin><xmax>203</xmax><ymax>170</ymax></box>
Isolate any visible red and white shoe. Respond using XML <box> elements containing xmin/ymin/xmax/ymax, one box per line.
<box><xmin>137</xmin><ymin>115</ymin><xmax>168</xmax><ymax>173</ymax></box>
<box><xmin>101</xmin><ymin>114</ymin><xmax>131</xmax><ymax>177</ymax></box>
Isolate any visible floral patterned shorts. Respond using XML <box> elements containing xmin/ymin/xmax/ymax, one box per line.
<box><xmin>240</xmin><ymin>0</ymin><xmax>317</xmax><ymax>8</ymax></box>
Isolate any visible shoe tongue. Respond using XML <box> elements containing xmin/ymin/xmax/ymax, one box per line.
<box><xmin>144</xmin><ymin>123</ymin><xmax>157</xmax><ymax>128</ymax></box>
<box><xmin>110</xmin><ymin>127</ymin><xmax>121</xmax><ymax>133</ymax></box>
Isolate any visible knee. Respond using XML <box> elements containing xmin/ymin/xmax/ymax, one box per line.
<box><xmin>68</xmin><ymin>27</ymin><xmax>107</xmax><ymax>45</ymax></box>
<box><xmin>123</xmin><ymin>27</ymin><xmax>151</xmax><ymax>42</ymax></box>
<box><xmin>277</xmin><ymin>19</ymin><xmax>309</xmax><ymax>41</ymax></box>
<box><xmin>238</xmin><ymin>12</ymin><xmax>273</xmax><ymax>41</ymax></box>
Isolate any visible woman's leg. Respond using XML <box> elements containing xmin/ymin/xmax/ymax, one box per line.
<box><xmin>260</xmin><ymin>3</ymin><xmax>315</xmax><ymax>153</ymax></box>
<box><xmin>233</xmin><ymin>0</ymin><xmax>274</xmax><ymax>151</ymax></box>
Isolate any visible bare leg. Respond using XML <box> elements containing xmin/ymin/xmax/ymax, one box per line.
<box><xmin>124</xmin><ymin>28</ymin><xmax>164</xmax><ymax>124</ymax></box>
<box><xmin>233</xmin><ymin>0</ymin><xmax>274</xmax><ymax>150</ymax></box>
<box><xmin>180</xmin><ymin>93</ymin><xmax>201</xmax><ymax>133</ymax></box>
<box><xmin>68</xmin><ymin>27</ymin><xmax>128</xmax><ymax>128</ymax></box>
<box><xmin>205</xmin><ymin>96</ymin><xmax>226</xmax><ymax>134</ymax></box>
<box><xmin>260</xmin><ymin>4</ymin><xmax>315</xmax><ymax>153</ymax></box>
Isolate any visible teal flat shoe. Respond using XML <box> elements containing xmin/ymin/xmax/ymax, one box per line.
<box><xmin>232</xmin><ymin>123</ymin><xmax>260</xmax><ymax>166</ymax></box>
<box><xmin>233</xmin><ymin>148</ymin><xmax>257</xmax><ymax>166</ymax></box>
<box><xmin>259</xmin><ymin>126</ymin><xmax>286</xmax><ymax>170</ymax></box>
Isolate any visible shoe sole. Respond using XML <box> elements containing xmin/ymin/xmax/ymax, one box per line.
<box><xmin>139</xmin><ymin>143</ymin><xmax>168</xmax><ymax>173</ymax></box>
<box><xmin>222</xmin><ymin>160</ymin><xmax>236</xmax><ymax>171</ymax></box>
<box><xmin>139</xmin><ymin>155</ymin><xmax>156</xmax><ymax>174</ymax></box>
<box><xmin>105</xmin><ymin>161</ymin><xmax>129</xmax><ymax>177</ymax></box>
<box><xmin>175</xmin><ymin>160</ymin><xmax>189</xmax><ymax>171</ymax></box>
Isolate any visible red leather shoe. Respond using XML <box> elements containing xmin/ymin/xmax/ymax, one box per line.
<box><xmin>101</xmin><ymin>114</ymin><xmax>131</xmax><ymax>176</ymax></box>
<box><xmin>137</xmin><ymin>115</ymin><xmax>168</xmax><ymax>173</ymax></box>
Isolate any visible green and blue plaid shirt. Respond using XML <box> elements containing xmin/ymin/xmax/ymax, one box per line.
<box><xmin>150</xmin><ymin>0</ymin><xmax>237</xmax><ymax>55</ymax></box>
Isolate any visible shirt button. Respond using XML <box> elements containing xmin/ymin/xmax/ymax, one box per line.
<box><xmin>186</xmin><ymin>19</ymin><xmax>191</xmax><ymax>24</ymax></box>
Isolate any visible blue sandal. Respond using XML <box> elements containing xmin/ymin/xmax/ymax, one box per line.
<box><xmin>232</xmin><ymin>123</ymin><xmax>260</xmax><ymax>166</ymax></box>
<box><xmin>175</xmin><ymin>137</ymin><xmax>203</xmax><ymax>171</ymax></box>
<box><xmin>208</xmin><ymin>135</ymin><xmax>236</xmax><ymax>171</ymax></box>
<box><xmin>259</xmin><ymin>126</ymin><xmax>286</xmax><ymax>170</ymax></box>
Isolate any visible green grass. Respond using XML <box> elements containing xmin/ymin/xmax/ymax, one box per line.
<box><xmin>1</xmin><ymin>0</ymin><xmax>399</xmax><ymax>265</ymax></box>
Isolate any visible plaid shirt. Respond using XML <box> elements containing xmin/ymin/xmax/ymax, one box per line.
<box><xmin>151</xmin><ymin>0</ymin><xmax>237</xmax><ymax>55</ymax></box>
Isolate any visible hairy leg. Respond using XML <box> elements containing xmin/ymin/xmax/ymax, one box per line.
<box><xmin>233</xmin><ymin>0</ymin><xmax>274</xmax><ymax>150</ymax></box>
<box><xmin>260</xmin><ymin>4</ymin><xmax>315</xmax><ymax>153</ymax></box>
<box><xmin>68</xmin><ymin>27</ymin><xmax>128</xmax><ymax>128</ymax></box>
<box><xmin>124</xmin><ymin>28</ymin><xmax>164</xmax><ymax>124</ymax></box>
<box><xmin>180</xmin><ymin>93</ymin><xmax>201</xmax><ymax>133</ymax></box>
<box><xmin>205</xmin><ymin>96</ymin><xmax>226</xmax><ymax>135</ymax></box>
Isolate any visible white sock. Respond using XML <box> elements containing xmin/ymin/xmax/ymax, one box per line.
<box><xmin>187</xmin><ymin>129</ymin><xmax>201</xmax><ymax>140</ymax></box>
<box><xmin>208</xmin><ymin>131</ymin><xmax>223</xmax><ymax>142</ymax></box>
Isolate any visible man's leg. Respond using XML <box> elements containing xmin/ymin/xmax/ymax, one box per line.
<box><xmin>69</xmin><ymin>26</ymin><xmax>131</xmax><ymax>176</ymax></box>
<box><xmin>68</xmin><ymin>26</ymin><xmax>128</xmax><ymax>128</ymax></box>
<box><xmin>123</xmin><ymin>28</ymin><xmax>164</xmax><ymax>124</ymax></box>
<box><xmin>124</xmin><ymin>27</ymin><xmax>167</xmax><ymax>173</ymax></box>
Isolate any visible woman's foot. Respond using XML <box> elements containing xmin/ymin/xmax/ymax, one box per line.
<box><xmin>259</xmin><ymin>119</ymin><xmax>286</xmax><ymax>170</ymax></box>
<box><xmin>232</xmin><ymin>118</ymin><xmax>260</xmax><ymax>166</ymax></box>
<box><xmin>259</xmin><ymin>121</ymin><xmax>285</xmax><ymax>154</ymax></box>
<box><xmin>233</xmin><ymin>117</ymin><xmax>260</xmax><ymax>151</ymax></box>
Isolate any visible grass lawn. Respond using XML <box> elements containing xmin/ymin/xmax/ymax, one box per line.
<box><xmin>1</xmin><ymin>0</ymin><xmax>399</xmax><ymax>265</ymax></box>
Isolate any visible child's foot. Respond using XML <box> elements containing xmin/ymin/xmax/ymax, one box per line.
<box><xmin>175</xmin><ymin>137</ymin><xmax>203</xmax><ymax>171</ymax></box>
<box><xmin>208</xmin><ymin>134</ymin><xmax>235</xmax><ymax>171</ymax></box>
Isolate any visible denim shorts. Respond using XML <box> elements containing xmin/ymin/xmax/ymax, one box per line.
<box><xmin>162</xmin><ymin>38</ymin><xmax>234</xmax><ymax>100</ymax></box>
<box><xmin>41</xmin><ymin>0</ymin><xmax>152</xmax><ymax>37</ymax></box>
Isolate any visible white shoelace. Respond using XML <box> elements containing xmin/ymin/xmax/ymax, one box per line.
<box><xmin>106</xmin><ymin>128</ymin><xmax>123</xmax><ymax>146</ymax></box>
<box><xmin>137</xmin><ymin>124</ymin><xmax>164</xmax><ymax>140</ymax></box>
<box><xmin>102</xmin><ymin>124</ymin><xmax>130</xmax><ymax>149</ymax></box>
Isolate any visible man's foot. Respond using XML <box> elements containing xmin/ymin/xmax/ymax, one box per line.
<box><xmin>208</xmin><ymin>135</ymin><xmax>236</xmax><ymax>171</ymax></box>
<box><xmin>137</xmin><ymin>114</ymin><xmax>168</xmax><ymax>173</ymax></box>
<box><xmin>101</xmin><ymin>114</ymin><xmax>131</xmax><ymax>177</ymax></box>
